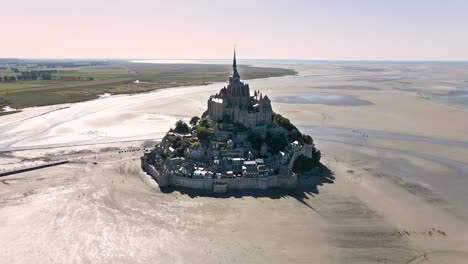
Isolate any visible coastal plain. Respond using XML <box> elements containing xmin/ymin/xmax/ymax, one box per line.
<box><xmin>0</xmin><ymin>62</ymin><xmax>295</xmax><ymax>109</ymax></box>
<box><xmin>1</xmin><ymin>62</ymin><xmax>468</xmax><ymax>263</ymax></box>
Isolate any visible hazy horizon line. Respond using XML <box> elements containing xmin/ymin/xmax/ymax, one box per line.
<box><xmin>2</xmin><ymin>57</ymin><xmax>468</xmax><ymax>63</ymax></box>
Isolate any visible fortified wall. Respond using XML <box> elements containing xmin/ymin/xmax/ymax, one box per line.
<box><xmin>141</xmin><ymin>157</ymin><xmax>297</xmax><ymax>193</ymax></box>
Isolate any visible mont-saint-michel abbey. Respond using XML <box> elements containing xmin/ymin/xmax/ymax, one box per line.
<box><xmin>207</xmin><ymin>50</ymin><xmax>273</xmax><ymax>127</ymax></box>
<box><xmin>142</xmin><ymin>51</ymin><xmax>320</xmax><ymax>193</ymax></box>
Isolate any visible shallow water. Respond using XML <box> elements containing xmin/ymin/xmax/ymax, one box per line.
<box><xmin>423</xmin><ymin>90</ymin><xmax>468</xmax><ymax>108</ymax></box>
<box><xmin>2</xmin><ymin>105</ymin><xmax>17</xmax><ymax>112</ymax></box>
<box><xmin>393</xmin><ymin>82</ymin><xmax>418</xmax><ymax>92</ymax></box>
<box><xmin>314</xmin><ymin>85</ymin><xmax>380</xmax><ymax>90</ymax></box>
<box><xmin>299</xmin><ymin>125</ymin><xmax>468</xmax><ymax>148</ymax></box>
<box><xmin>271</xmin><ymin>94</ymin><xmax>372</xmax><ymax>106</ymax></box>
<box><xmin>299</xmin><ymin>124</ymin><xmax>468</xmax><ymax>219</ymax></box>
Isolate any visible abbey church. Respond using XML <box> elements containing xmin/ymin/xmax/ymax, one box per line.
<box><xmin>207</xmin><ymin>50</ymin><xmax>273</xmax><ymax>127</ymax></box>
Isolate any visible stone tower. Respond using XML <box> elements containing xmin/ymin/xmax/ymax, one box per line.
<box><xmin>207</xmin><ymin>49</ymin><xmax>273</xmax><ymax>127</ymax></box>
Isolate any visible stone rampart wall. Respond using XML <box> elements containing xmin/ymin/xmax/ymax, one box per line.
<box><xmin>142</xmin><ymin>158</ymin><xmax>296</xmax><ymax>191</ymax></box>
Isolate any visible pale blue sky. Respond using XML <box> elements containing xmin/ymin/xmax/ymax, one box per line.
<box><xmin>1</xmin><ymin>0</ymin><xmax>468</xmax><ymax>60</ymax></box>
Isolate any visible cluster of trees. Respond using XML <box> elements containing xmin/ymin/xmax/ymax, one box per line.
<box><xmin>266</xmin><ymin>132</ymin><xmax>289</xmax><ymax>153</ymax></box>
<box><xmin>284</xmin><ymin>116</ymin><xmax>322</xmax><ymax>171</ymax></box>
<box><xmin>251</xmin><ymin>112</ymin><xmax>321</xmax><ymax>167</ymax></box>
<box><xmin>173</xmin><ymin>117</ymin><xmax>214</xmax><ymax>141</ymax></box>
<box><xmin>38</xmin><ymin>63</ymin><xmax>87</xmax><ymax>68</ymax></box>
<box><xmin>35</xmin><ymin>61</ymin><xmax>111</xmax><ymax>68</ymax></box>
<box><xmin>0</xmin><ymin>76</ymin><xmax>17</xmax><ymax>82</ymax></box>
<box><xmin>198</xmin><ymin>117</ymin><xmax>215</xmax><ymax>129</ymax></box>
<box><xmin>0</xmin><ymin>70</ymin><xmax>58</xmax><ymax>82</ymax></box>
<box><xmin>166</xmin><ymin>133</ymin><xmax>190</xmax><ymax>158</ymax></box>
<box><xmin>273</xmin><ymin>112</ymin><xmax>313</xmax><ymax>144</ymax></box>
<box><xmin>174</xmin><ymin>120</ymin><xmax>190</xmax><ymax>134</ymax></box>
<box><xmin>0</xmin><ymin>69</ymin><xmax>97</xmax><ymax>83</ymax></box>
<box><xmin>195</xmin><ymin>118</ymin><xmax>214</xmax><ymax>141</ymax></box>
<box><xmin>189</xmin><ymin>116</ymin><xmax>200</xmax><ymax>126</ymax></box>
<box><xmin>196</xmin><ymin>126</ymin><xmax>211</xmax><ymax>141</ymax></box>
<box><xmin>20</xmin><ymin>70</ymin><xmax>57</xmax><ymax>80</ymax></box>
<box><xmin>273</xmin><ymin>112</ymin><xmax>296</xmax><ymax>131</ymax></box>
<box><xmin>167</xmin><ymin>117</ymin><xmax>215</xmax><ymax>157</ymax></box>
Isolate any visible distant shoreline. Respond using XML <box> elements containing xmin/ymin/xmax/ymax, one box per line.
<box><xmin>0</xmin><ymin>62</ymin><xmax>297</xmax><ymax>115</ymax></box>
<box><xmin>3</xmin><ymin>58</ymin><xmax>468</xmax><ymax>64</ymax></box>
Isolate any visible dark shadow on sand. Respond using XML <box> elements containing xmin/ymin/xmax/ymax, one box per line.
<box><xmin>159</xmin><ymin>164</ymin><xmax>335</xmax><ymax>211</ymax></box>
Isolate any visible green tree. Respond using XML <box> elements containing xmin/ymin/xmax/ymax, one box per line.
<box><xmin>288</xmin><ymin>128</ymin><xmax>301</xmax><ymax>141</ymax></box>
<box><xmin>174</xmin><ymin>120</ymin><xmax>189</xmax><ymax>134</ymax></box>
<box><xmin>189</xmin><ymin>116</ymin><xmax>200</xmax><ymax>126</ymax></box>
<box><xmin>196</xmin><ymin>126</ymin><xmax>212</xmax><ymax>141</ymax></box>
<box><xmin>174</xmin><ymin>141</ymin><xmax>190</xmax><ymax>157</ymax></box>
<box><xmin>265</xmin><ymin>132</ymin><xmax>288</xmax><ymax>154</ymax></box>
<box><xmin>199</xmin><ymin>118</ymin><xmax>215</xmax><ymax>128</ymax></box>
<box><xmin>273</xmin><ymin>112</ymin><xmax>296</xmax><ymax>131</ymax></box>
<box><xmin>301</xmin><ymin>134</ymin><xmax>313</xmax><ymax>144</ymax></box>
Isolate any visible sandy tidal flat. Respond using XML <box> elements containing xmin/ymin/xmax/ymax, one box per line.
<box><xmin>1</xmin><ymin>62</ymin><xmax>468</xmax><ymax>263</ymax></box>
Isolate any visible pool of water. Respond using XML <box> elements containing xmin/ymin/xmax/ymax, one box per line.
<box><xmin>393</xmin><ymin>82</ymin><xmax>418</xmax><ymax>92</ymax></box>
<box><xmin>421</xmin><ymin>90</ymin><xmax>468</xmax><ymax>108</ymax></box>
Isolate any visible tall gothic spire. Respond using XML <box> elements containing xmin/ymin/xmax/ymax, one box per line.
<box><xmin>232</xmin><ymin>48</ymin><xmax>240</xmax><ymax>78</ymax></box>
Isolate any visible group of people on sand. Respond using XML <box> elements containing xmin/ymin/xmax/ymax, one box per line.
<box><xmin>398</xmin><ymin>227</ymin><xmax>447</xmax><ymax>237</ymax></box>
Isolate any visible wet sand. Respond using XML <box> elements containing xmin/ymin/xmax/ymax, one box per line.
<box><xmin>1</xmin><ymin>62</ymin><xmax>468</xmax><ymax>263</ymax></box>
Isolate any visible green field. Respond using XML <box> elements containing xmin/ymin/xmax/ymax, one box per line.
<box><xmin>0</xmin><ymin>62</ymin><xmax>296</xmax><ymax>111</ymax></box>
